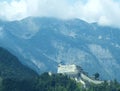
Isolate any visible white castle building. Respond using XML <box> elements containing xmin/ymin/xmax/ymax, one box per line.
<box><xmin>57</xmin><ymin>64</ymin><xmax>103</xmax><ymax>85</ymax></box>
<box><xmin>57</xmin><ymin>64</ymin><xmax>83</xmax><ymax>78</ymax></box>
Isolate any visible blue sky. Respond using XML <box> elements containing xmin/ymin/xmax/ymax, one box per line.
<box><xmin>0</xmin><ymin>0</ymin><xmax>120</xmax><ymax>28</ymax></box>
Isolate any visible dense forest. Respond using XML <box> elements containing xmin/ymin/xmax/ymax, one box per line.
<box><xmin>0</xmin><ymin>73</ymin><xmax>120</xmax><ymax>91</ymax></box>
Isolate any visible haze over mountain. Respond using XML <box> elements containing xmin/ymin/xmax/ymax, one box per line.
<box><xmin>0</xmin><ymin>17</ymin><xmax>120</xmax><ymax>81</ymax></box>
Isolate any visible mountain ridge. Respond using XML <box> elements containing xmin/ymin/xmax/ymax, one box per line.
<box><xmin>0</xmin><ymin>17</ymin><xmax>120</xmax><ymax>81</ymax></box>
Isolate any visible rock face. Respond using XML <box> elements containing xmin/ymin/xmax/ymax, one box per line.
<box><xmin>0</xmin><ymin>17</ymin><xmax>120</xmax><ymax>81</ymax></box>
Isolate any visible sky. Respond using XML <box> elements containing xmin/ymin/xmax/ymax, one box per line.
<box><xmin>0</xmin><ymin>0</ymin><xmax>120</xmax><ymax>28</ymax></box>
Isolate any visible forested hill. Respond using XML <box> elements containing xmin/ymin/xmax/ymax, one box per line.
<box><xmin>0</xmin><ymin>47</ymin><xmax>38</xmax><ymax>80</ymax></box>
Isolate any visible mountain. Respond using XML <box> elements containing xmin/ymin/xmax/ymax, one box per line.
<box><xmin>0</xmin><ymin>47</ymin><xmax>38</xmax><ymax>79</ymax></box>
<box><xmin>0</xmin><ymin>17</ymin><xmax>120</xmax><ymax>81</ymax></box>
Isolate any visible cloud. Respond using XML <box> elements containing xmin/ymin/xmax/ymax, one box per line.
<box><xmin>0</xmin><ymin>0</ymin><xmax>120</xmax><ymax>28</ymax></box>
<box><xmin>0</xmin><ymin>0</ymin><xmax>27</xmax><ymax>21</ymax></box>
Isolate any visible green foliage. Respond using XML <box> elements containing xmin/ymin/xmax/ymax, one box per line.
<box><xmin>94</xmin><ymin>73</ymin><xmax>100</xmax><ymax>80</ymax></box>
<box><xmin>1</xmin><ymin>73</ymin><xmax>120</xmax><ymax>91</ymax></box>
<box><xmin>0</xmin><ymin>73</ymin><xmax>80</xmax><ymax>91</ymax></box>
<box><xmin>86</xmin><ymin>80</ymin><xmax>120</xmax><ymax>91</ymax></box>
<box><xmin>35</xmin><ymin>73</ymin><xmax>79</xmax><ymax>91</ymax></box>
<box><xmin>2</xmin><ymin>78</ymin><xmax>36</xmax><ymax>91</ymax></box>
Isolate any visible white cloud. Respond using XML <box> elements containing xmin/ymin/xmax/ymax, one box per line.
<box><xmin>0</xmin><ymin>0</ymin><xmax>27</xmax><ymax>21</ymax></box>
<box><xmin>0</xmin><ymin>0</ymin><xmax>120</xmax><ymax>28</ymax></box>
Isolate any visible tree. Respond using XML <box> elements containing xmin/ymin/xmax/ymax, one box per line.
<box><xmin>94</xmin><ymin>73</ymin><xmax>100</xmax><ymax>80</ymax></box>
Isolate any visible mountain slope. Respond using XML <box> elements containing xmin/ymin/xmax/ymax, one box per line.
<box><xmin>0</xmin><ymin>17</ymin><xmax>120</xmax><ymax>81</ymax></box>
<box><xmin>0</xmin><ymin>47</ymin><xmax>38</xmax><ymax>79</ymax></box>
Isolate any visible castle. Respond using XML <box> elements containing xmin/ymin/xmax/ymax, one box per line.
<box><xmin>57</xmin><ymin>64</ymin><xmax>83</xmax><ymax>78</ymax></box>
<box><xmin>57</xmin><ymin>64</ymin><xmax>103</xmax><ymax>85</ymax></box>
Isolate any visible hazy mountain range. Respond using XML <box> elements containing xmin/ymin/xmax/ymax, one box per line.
<box><xmin>0</xmin><ymin>17</ymin><xmax>120</xmax><ymax>81</ymax></box>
